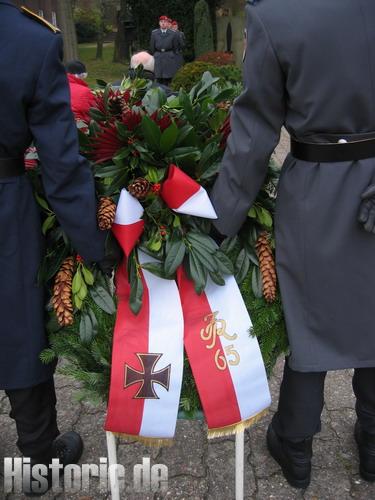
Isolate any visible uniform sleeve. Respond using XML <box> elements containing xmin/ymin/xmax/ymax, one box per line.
<box><xmin>210</xmin><ymin>5</ymin><xmax>286</xmax><ymax>236</ymax></box>
<box><xmin>28</xmin><ymin>34</ymin><xmax>106</xmax><ymax>263</ymax></box>
<box><xmin>150</xmin><ymin>32</ymin><xmax>156</xmax><ymax>54</ymax></box>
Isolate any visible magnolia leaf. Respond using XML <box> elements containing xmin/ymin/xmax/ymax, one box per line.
<box><xmin>88</xmin><ymin>309</ymin><xmax>99</xmax><ymax>339</ymax></box>
<box><xmin>130</xmin><ymin>273</ymin><xmax>144</xmax><ymax>315</ymax></box>
<box><xmin>89</xmin><ymin>286</ymin><xmax>116</xmax><ymax>315</ymax></box>
<box><xmin>72</xmin><ymin>269</ymin><xmax>83</xmax><ymax>295</ymax></box>
<box><xmin>175</xmin><ymin>124</ymin><xmax>195</xmax><ymax>147</ymax></box>
<box><xmin>164</xmin><ymin>239</ymin><xmax>186</xmax><ymax>276</ymax></box>
<box><xmin>34</xmin><ymin>192</ymin><xmax>50</xmax><ymax>212</ymax></box>
<box><xmin>186</xmin><ymin>232</ymin><xmax>217</xmax><ymax>253</ymax></box>
<box><xmin>141</xmin><ymin>262</ymin><xmax>171</xmax><ymax>279</ymax></box>
<box><xmin>82</xmin><ymin>266</ymin><xmax>95</xmax><ymax>286</ymax></box>
<box><xmin>141</xmin><ymin>115</ymin><xmax>161</xmax><ymax>152</ymax></box>
<box><xmin>188</xmin><ymin>251</ymin><xmax>206</xmax><ymax>294</ymax></box>
<box><xmin>42</xmin><ymin>215</ymin><xmax>56</xmax><ymax>235</ymax></box>
<box><xmin>252</xmin><ymin>266</ymin><xmax>263</xmax><ymax>298</ymax></box>
<box><xmin>77</xmin><ymin>281</ymin><xmax>88</xmax><ymax>301</ymax></box>
<box><xmin>209</xmin><ymin>271</ymin><xmax>226</xmax><ymax>286</ymax></box>
<box><xmin>220</xmin><ymin>235</ymin><xmax>239</xmax><ymax>254</ymax></box>
<box><xmin>74</xmin><ymin>295</ymin><xmax>83</xmax><ymax>310</ymax></box>
<box><xmin>79</xmin><ymin>313</ymin><xmax>93</xmax><ymax>344</ymax></box>
<box><xmin>190</xmin><ymin>244</ymin><xmax>217</xmax><ymax>273</ymax></box>
<box><xmin>235</xmin><ymin>249</ymin><xmax>250</xmax><ymax>284</ymax></box>
<box><xmin>215</xmin><ymin>251</ymin><xmax>234</xmax><ymax>275</ymax></box>
<box><xmin>160</xmin><ymin>122</ymin><xmax>179</xmax><ymax>153</ymax></box>
<box><xmin>179</xmin><ymin>89</ymin><xmax>195</xmax><ymax>123</ymax></box>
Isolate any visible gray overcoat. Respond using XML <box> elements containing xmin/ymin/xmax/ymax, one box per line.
<box><xmin>211</xmin><ymin>0</ymin><xmax>375</xmax><ymax>372</ymax></box>
<box><xmin>150</xmin><ymin>28</ymin><xmax>178</xmax><ymax>80</ymax></box>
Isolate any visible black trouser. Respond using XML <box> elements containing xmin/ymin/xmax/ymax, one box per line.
<box><xmin>4</xmin><ymin>377</ymin><xmax>60</xmax><ymax>461</ymax></box>
<box><xmin>272</xmin><ymin>358</ymin><xmax>375</xmax><ymax>441</ymax></box>
<box><xmin>157</xmin><ymin>78</ymin><xmax>171</xmax><ymax>85</ymax></box>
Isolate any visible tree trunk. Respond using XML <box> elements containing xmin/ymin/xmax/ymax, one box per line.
<box><xmin>56</xmin><ymin>0</ymin><xmax>79</xmax><ymax>62</ymax></box>
<box><xmin>113</xmin><ymin>0</ymin><xmax>130</xmax><ymax>63</ymax></box>
<box><xmin>96</xmin><ymin>0</ymin><xmax>106</xmax><ymax>60</ymax></box>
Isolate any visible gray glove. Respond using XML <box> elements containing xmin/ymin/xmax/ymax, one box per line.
<box><xmin>358</xmin><ymin>184</ymin><xmax>375</xmax><ymax>233</ymax></box>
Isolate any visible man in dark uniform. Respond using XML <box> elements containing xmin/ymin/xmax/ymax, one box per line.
<box><xmin>171</xmin><ymin>20</ymin><xmax>185</xmax><ymax>74</ymax></box>
<box><xmin>211</xmin><ymin>0</ymin><xmax>375</xmax><ymax>489</ymax></box>
<box><xmin>150</xmin><ymin>15</ymin><xmax>179</xmax><ymax>86</ymax></box>
<box><xmin>0</xmin><ymin>1</ymin><xmax>109</xmax><ymax>495</ymax></box>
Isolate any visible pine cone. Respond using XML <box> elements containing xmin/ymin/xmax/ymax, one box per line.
<box><xmin>255</xmin><ymin>231</ymin><xmax>277</xmax><ymax>303</ymax></box>
<box><xmin>98</xmin><ymin>197</ymin><xmax>116</xmax><ymax>230</ymax></box>
<box><xmin>52</xmin><ymin>257</ymin><xmax>75</xmax><ymax>327</ymax></box>
<box><xmin>128</xmin><ymin>178</ymin><xmax>150</xmax><ymax>199</ymax></box>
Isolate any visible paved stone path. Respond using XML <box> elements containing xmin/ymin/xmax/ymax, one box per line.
<box><xmin>1</xmin><ymin>357</ymin><xmax>375</xmax><ymax>499</ymax></box>
<box><xmin>1</xmin><ymin>133</ymin><xmax>375</xmax><ymax>499</ymax></box>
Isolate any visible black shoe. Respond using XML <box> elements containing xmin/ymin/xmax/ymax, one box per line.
<box><xmin>23</xmin><ymin>431</ymin><xmax>84</xmax><ymax>497</ymax></box>
<box><xmin>267</xmin><ymin>422</ymin><xmax>312</xmax><ymax>489</ymax></box>
<box><xmin>51</xmin><ymin>431</ymin><xmax>84</xmax><ymax>466</ymax></box>
<box><xmin>354</xmin><ymin>420</ymin><xmax>375</xmax><ymax>482</ymax></box>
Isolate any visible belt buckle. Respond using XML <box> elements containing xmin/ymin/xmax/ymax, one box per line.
<box><xmin>161</xmin><ymin>49</ymin><xmax>165</xmax><ymax>52</ymax></box>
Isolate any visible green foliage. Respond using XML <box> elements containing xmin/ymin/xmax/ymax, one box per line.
<box><xmin>74</xmin><ymin>8</ymin><xmax>102</xmax><ymax>43</ymax></box>
<box><xmin>194</xmin><ymin>0</ymin><xmax>214</xmax><ymax>57</ymax></box>
<box><xmin>172</xmin><ymin>61</ymin><xmax>242</xmax><ymax>91</ymax></box>
<box><xmin>78</xmin><ymin>44</ymin><xmax>126</xmax><ymax>88</ymax></box>
<box><xmin>241</xmin><ymin>275</ymin><xmax>289</xmax><ymax>375</ymax></box>
<box><xmin>128</xmin><ymin>0</ymin><xmax>220</xmax><ymax>62</ymax></box>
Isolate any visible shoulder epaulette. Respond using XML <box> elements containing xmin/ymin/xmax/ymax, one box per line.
<box><xmin>21</xmin><ymin>6</ymin><xmax>61</xmax><ymax>33</ymax></box>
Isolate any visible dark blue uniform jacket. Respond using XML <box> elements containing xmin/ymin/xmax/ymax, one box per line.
<box><xmin>0</xmin><ymin>0</ymin><xmax>106</xmax><ymax>389</ymax></box>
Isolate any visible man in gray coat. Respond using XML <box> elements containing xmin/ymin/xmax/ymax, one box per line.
<box><xmin>211</xmin><ymin>0</ymin><xmax>375</xmax><ymax>489</ymax></box>
<box><xmin>150</xmin><ymin>15</ymin><xmax>179</xmax><ymax>85</ymax></box>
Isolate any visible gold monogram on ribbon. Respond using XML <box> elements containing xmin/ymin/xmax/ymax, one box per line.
<box><xmin>200</xmin><ymin>312</ymin><xmax>240</xmax><ymax>370</ymax></box>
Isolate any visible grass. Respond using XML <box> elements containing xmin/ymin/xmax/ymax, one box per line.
<box><xmin>78</xmin><ymin>43</ymin><xmax>128</xmax><ymax>87</ymax></box>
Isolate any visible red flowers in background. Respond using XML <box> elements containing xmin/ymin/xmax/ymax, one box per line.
<box><xmin>91</xmin><ymin>122</ymin><xmax>123</xmax><ymax>163</ymax></box>
<box><xmin>151</xmin><ymin>111</ymin><xmax>172</xmax><ymax>132</ymax></box>
<box><xmin>122</xmin><ymin>109</ymin><xmax>142</xmax><ymax>131</ymax></box>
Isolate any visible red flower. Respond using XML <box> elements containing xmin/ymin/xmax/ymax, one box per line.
<box><xmin>92</xmin><ymin>92</ymin><xmax>106</xmax><ymax>117</ymax></box>
<box><xmin>151</xmin><ymin>183</ymin><xmax>161</xmax><ymax>194</ymax></box>
<box><xmin>150</xmin><ymin>111</ymin><xmax>172</xmax><ymax>131</ymax></box>
<box><xmin>76</xmin><ymin>254</ymin><xmax>84</xmax><ymax>264</ymax></box>
<box><xmin>91</xmin><ymin>121</ymin><xmax>123</xmax><ymax>163</ymax></box>
<box><xmin>122</xmin><ymin>109</ymin><xmax>142</xmax><ymax>131</ymax></box>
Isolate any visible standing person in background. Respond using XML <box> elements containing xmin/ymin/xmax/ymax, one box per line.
<box><xmin>65</xmin><ymin>60</ymin><xmax>95</xmax><ymax>122</ymax></box>
<box><xmin>150</xmin><ymin>15</ymin><xmax>179</xmax><ymax>86</ymax></box>
<box><xmin>171</xmin><ymin>20</ymin><xmax>185</xmax><ymax>73</ymax></box>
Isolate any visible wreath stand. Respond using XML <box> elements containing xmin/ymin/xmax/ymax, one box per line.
<box><xmin>106</xmin><ymin>427</ymin><xmax>245</xmax><ymax>500</ymax></box>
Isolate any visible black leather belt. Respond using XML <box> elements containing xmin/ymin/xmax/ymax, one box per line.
<box><xmin>0</xmin><ymin>158</ymin><xmax>25</xmax><ymax>178</ymax></box>
<box><xmin>291</xmin><ymin>137</ymin><xmax>375</xmax><ymax>162</ymax></box>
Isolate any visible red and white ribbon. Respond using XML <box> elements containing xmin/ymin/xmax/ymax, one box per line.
<box><xmin>111</xmin><ymin>189</ymin><xmax>144</xmax><ymax>257</ymax></box>
<box><xmin>105</xmin><ymin>253</ymin><xmax>270</xmax><ymax>442</ymax></box>
<box><xmin>161</xmin><ymin>165</ymin><xmax>217</xmax><ymax>219</ymax></box>
<box><xmin>105</xmin><ymin>251</ymin><xmax>184</xmax><ymax>442</ymax></box>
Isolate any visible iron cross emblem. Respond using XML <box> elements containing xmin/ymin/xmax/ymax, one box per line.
<box><xmin>124</xmin><ymin>353</ymin><xmax>171</xmax><ymax>399</ymax></box>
